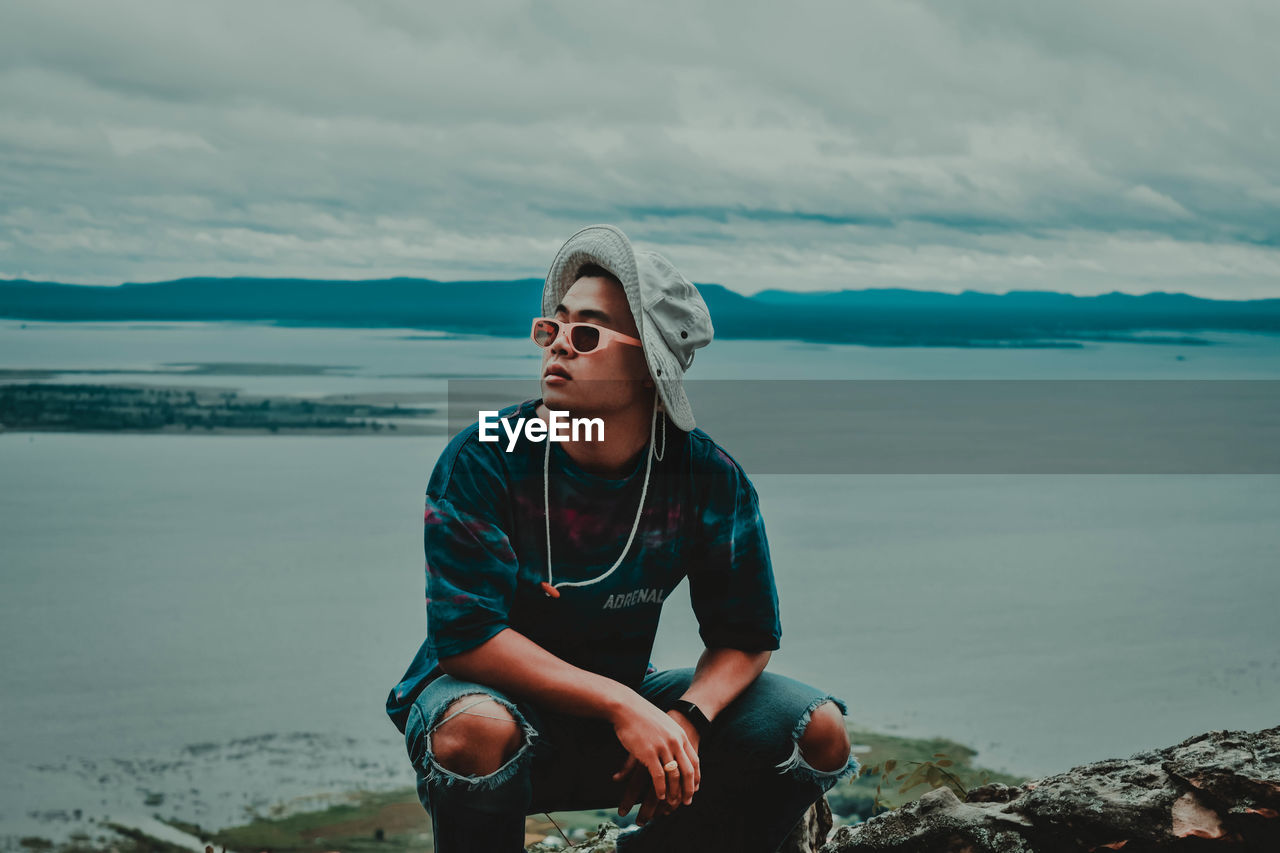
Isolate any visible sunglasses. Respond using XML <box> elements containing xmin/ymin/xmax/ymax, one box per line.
<box><xmin>531</xmin><ymin>317</ymin><xmax>643</xmax><ymax>355</ymax></box>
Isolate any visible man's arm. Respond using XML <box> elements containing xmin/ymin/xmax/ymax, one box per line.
<box><xmin>676</xmin><ymin>646</ymin><xmax>771</xmax><ymax>722</ymax></box>
<box><xmin>438</xmin><ymin>625</ymin><xmax>635</xmax><ymax>719</ymax></box>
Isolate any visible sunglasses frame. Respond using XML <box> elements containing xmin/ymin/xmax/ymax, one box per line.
<box><xmin>531</xmin><ymin>317</ymin><xmax>643</xmax><ymax>355</ymax></box>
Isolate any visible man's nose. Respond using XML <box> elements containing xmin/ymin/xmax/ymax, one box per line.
<box><xmin>550</xmin><ymin>325</ymin><xmax>574</xmax><ymax>355</ymax></box>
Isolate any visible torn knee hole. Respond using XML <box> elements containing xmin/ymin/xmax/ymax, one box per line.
<box><xmin>773</xmin><ymin>696</ymin><xmax>860</xmax><ymax>785</ymax></box>
<box><xmin>426</xmin><ymin>694</ymin><xmax>532</xmax><ymax>779</ymax></box>
<box><xmin>797</xmin><ymin>700</ymin><xmax>851</xmax><ymax>772</ymax></box>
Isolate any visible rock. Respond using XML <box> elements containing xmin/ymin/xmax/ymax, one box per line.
<box><xmin>821</xmin><ymin>725</ymin><xmax>1280</xmax><ymax>852</ymax></box>
<box><xmin>780</xmin><ymin>795</ymin><xmax>836</xmax><ymax>853</ymax></box>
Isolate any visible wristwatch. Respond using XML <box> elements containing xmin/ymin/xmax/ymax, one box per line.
<box><xmin>669</xmin><ymin>699</ymin><xmax>712</xmax><ymax>738</ymax></box>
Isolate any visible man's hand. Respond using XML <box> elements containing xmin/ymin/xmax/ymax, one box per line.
<box><xmin>612</xmin><ymin>710</ymin><xmax>702</xmax><ymax>825</ymax></box>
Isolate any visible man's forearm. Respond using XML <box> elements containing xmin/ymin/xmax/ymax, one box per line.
<box><xmin>677</xmin><ymin>647</ymin><xmax>772</xmax><ymax>721</ymax></box>
<box><xmin>437</xmin><ymin>627</ymin><xmax>636</xmax><ymax>723</ymax></box>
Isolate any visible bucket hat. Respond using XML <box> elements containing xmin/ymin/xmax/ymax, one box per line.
<box><xmin>542</xmin><ymin>224</ymin><xmax>713</xmax><ymax>431</ymax></box>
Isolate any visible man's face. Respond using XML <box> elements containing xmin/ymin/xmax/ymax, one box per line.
<box><xmin>540</xmin><ymin>275</ymin><xmax>654</xmax><ymax>417</ymax></box>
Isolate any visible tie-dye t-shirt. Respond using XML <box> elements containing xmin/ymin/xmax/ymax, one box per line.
<box><xmin>384</xmin><ymin>396</ymin><xmax>781</xmax><ymax>735</ymax></box>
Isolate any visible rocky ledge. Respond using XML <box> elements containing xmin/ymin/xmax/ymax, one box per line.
<box><xmin>821</xmin><ymin>724</ymin><xmax>1278</xmax><ymax>852</ymax></box>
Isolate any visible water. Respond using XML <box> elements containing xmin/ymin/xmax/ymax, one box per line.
<box><xmin>2</xmin><ymin>320</ymin><xmax>1278</xmax><ymax>845</ymax></box>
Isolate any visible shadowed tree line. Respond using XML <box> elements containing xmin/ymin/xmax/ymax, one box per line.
<box><xmin>0</xmin><ymin>384</ymin><xmax>436</xmax><ymax>434</ymax></box>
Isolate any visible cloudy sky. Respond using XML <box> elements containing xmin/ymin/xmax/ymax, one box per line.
<box><xmin>1</xmin><ymin>1</ymin><xmax>1277</xmax><ymax>298</ymax></box>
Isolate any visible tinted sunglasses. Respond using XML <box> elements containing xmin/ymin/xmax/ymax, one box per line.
<box><xmin>531</xmin><ymin>317</ymin><xmax>643</xmax><ymax>355</ymax></box>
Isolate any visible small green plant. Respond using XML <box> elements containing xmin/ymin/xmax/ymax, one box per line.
<box><xmin>861</xmin><ymin>752</ymin><xmax>991</xmax><ymax>814</ymax></box>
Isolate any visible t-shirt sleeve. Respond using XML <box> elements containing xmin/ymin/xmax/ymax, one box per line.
<box><xmin>422</xmin><ymin>441</ymin><xmax>519</xmax><ymax>660</ymax></box>
<box><xmin>687</xmin><ymin>445</ymin><xmax>782</xmax><ymax>652</ymax></box>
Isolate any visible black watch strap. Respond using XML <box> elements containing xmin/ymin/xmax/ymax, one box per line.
<box><xmin>669</xmin><ymin>699</ymin><xmax>712</xmax><ymax>737</ymax></box>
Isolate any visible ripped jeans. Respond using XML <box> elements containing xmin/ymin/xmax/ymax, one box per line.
<box><xmin>403</xmin><ymin>666</ymin><xmax>860</xmax><ymax>853</ymax></box>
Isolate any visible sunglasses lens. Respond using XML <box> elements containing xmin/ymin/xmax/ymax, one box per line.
<box><xmin>570</xmin><ymin>325</ymin><xmax>600</xmax><ymax>353</ymax></box>
<box><xmin>533</xmin><ymin>320</ymin><xmax>558</xmax><ymax>347</ymax></box>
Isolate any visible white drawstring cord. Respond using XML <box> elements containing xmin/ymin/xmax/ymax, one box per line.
<box><xmin>542</xmin><ymin>388</ymin><xmax>666</xmax><ymax>597</ymax></box>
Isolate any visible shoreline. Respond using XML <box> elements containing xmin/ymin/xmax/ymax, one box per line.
<box><xmin>3</xmin><ymin>724</ymin><xmax>1030</xmax><ymax>853</ymax></box>
<box><xmin>0</xmin><ymin>381</ymin><xmax>447</xmax><ymax>436</ymax></box>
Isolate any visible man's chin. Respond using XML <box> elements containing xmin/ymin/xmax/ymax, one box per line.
<box><xmin>540</xmin><ymin>385</ymin><xmax>578</xmax><ymax>413</ymax></box>
<box><xmin>541</xmin><ymin>382</ymin><xmax>647</xmax><ymax>419</ymax></box>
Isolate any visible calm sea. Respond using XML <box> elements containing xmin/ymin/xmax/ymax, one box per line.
<box><xmin>2</xmin><ymin>321</ymin><xmax>1278</xmax><ymax>844</ymax></box>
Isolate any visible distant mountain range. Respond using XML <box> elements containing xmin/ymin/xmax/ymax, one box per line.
<box><xmin>3</xmin><ymin>277</ymin><xmax>1278</xmax><ymax>347</ymax></box>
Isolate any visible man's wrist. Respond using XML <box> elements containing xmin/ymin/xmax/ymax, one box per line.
<box><xmin>601</xmin><ymin>681</ymin><xmax>643</xmax><ymax>723</ymax></box>
<box><xmin>673</xmin><ymin>693</ymin><xmax>717</xmax><ymax>722</ymax></box>
<box><xmin>668</xmin><ymin>709</ymin><xmax>701</xmax><ymax>746</ymax></box>
<box><xmin>668</xmin><ymin>698</ymin><xmax>713</xmax><ymax>737</ymax></box>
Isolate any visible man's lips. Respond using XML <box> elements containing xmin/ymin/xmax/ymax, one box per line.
<box><xmin>544</xmin><ymin>364</ymin><xmax>572</xmax><ymax>380</ymax></box>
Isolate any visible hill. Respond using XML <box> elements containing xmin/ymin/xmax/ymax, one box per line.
<box><xmin>4</xmin><ymin>278</ymin><xmax>1278</xmax><ymax>347</ymax></box>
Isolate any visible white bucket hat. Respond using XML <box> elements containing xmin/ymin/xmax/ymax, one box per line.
<box><xmin>542</xmin><ymin>224</ymin><xmax>713</xmax><ymax>431</ymax></box>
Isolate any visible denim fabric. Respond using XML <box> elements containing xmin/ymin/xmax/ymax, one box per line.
<box><xmin>403</xmin><ymin>666</ymin><xmax>860</xmax><ymax>853</ymax></box>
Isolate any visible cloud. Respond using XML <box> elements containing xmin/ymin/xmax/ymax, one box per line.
<box><xmin>104</xmin><ymin>126</ymin><xmax>216</xmax><ymax>157</ymax></box>
<box><xmin>0</xmin><ymin>0</ymin><xmax>1277</xmax><ymax>298</ymax></box>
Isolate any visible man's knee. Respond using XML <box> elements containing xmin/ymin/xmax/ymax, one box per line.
<box><xmin>430</xmin><ymin>695</ymin><xmax>524</xmax><ymax>776</ymax></box>
<box><xmin>797</xmin><ymin>700</ymin><xmax>851</xmax><ymax>773</ymax></box>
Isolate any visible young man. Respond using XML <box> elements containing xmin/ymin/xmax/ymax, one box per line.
<box><xmin>385</xmin><ymin>225</ymin><xmax>859</xmax><ymax>852</ymax></box>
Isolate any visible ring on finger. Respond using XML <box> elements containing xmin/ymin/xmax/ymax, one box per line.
<box><xmin>663</xmin><ymin>759</ymin><xmax>679</xmax><ymax>772</ymax></box>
